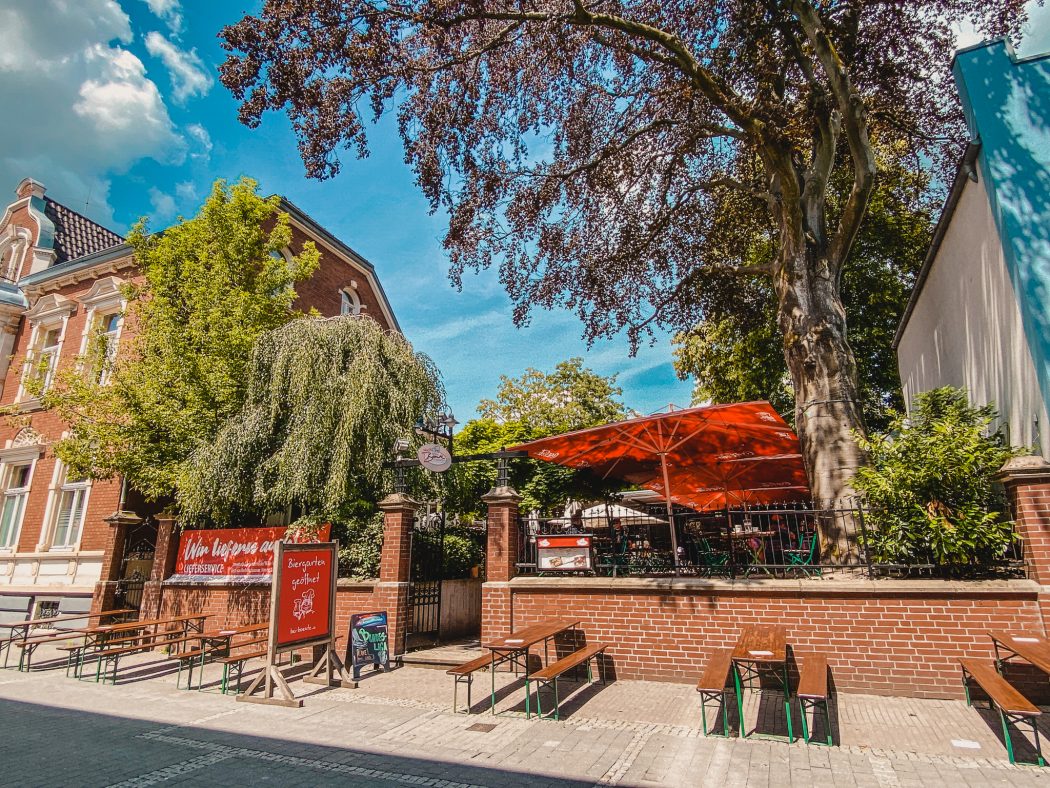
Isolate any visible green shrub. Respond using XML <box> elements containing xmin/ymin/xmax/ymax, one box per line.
<box><xmin>853</xmin><ymin>387</ymin><xmax>1021</xmax><ymax>567</ymax></box>
<box><xmin>334</xmin><ymin>512</ymin><xmax>384</xmax><ymax>579</ymax></box>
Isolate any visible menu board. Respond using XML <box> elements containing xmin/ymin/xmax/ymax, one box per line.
<box><xmin>274</xmin><ymin>543</ymin><xmax>335</xmax><ymax>650</ymax></box>
<box><xmin>349</xmin><ymin>611</ymin><xmax>391</xmax><ymax>680</ymax></box>
<box><xmin>536</xmin><ymin>534</ymin><xmax>593</xmax><ymax>572</ymax></box>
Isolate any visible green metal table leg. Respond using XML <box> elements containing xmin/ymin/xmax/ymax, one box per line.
<box><xmin>525</xmin><ymin>678</ymin><xmax>531</xmax><ymax>719</ymax></box>
<box><xmin>733</xmin><ymin>663</ymin><xmax>745</xmax><ymax>737</ymax></box>
<box><xmin>783</xmin><ymin>662</ymin><xmax>793</xmax><ymax>742</ymax></box>
<box><xmin>1001</xmin><ymin>710</ymin><xmax>1016</xmax><ymax>764</ymax></box>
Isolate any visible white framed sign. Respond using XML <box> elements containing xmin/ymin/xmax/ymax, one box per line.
<box><xmin>536</xmin><ymin>535</ymin><xmax>593</xmax><ymax>572</ymax></box>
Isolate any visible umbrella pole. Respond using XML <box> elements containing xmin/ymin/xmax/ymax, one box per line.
<box><xmin>659</xmin><ymin>452</ymin><xmax>680</xmax><ymax>575</ymax></box>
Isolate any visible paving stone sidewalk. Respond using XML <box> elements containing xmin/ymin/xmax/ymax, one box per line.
<box><xmin>0</xmin><ymin>644</ymin><xmax>1047</xmax><ymax>787</ymax></box>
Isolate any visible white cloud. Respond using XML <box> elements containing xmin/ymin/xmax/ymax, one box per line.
<box><xmin>186</xmin><ymin>123</ymin><xmax>213</xmax><ymax>159</ymax></box>
<box><xmin>0</xmin><ymin>0</ymin><xmax>184</xmax><ymax>227</ymax></box>
<box><xmin>144</xmin><ymin>31</ymin><xmax>212</xmax><ymax>103</ymax></box>
<box><xmin>148</xmin><ymin>186</ymin><xmax>177</xmax><ymax>222</ymax></box>
<box><xmin>140</xmin><ymin>0</ymin><xmax>182</xmax><ymax>34</ymax></box>
<box><xmin>175</xmin><ymin>181</ymin><xmax>196</xmax><ymax>202</ymax></box>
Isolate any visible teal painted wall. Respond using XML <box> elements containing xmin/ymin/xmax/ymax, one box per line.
<box><xmin>953</xmin><ymin>41</ymin><xmax>1050</xmax><ymax>437</ymax></box>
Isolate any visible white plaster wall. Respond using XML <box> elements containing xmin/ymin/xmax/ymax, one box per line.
<box><xmin>897</xmin><ymin>170</ymin><xmax>1050</xmax><ymax>456</ymax></box>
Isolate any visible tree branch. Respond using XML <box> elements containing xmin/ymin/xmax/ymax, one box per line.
<box><xmin>790</xmin><ymin>1</ymin><xmax>875</xmax><ymax>272</ymax></box>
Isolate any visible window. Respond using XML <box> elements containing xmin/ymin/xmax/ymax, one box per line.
<box><xmin>340</xmin><ymin>288</ymin><xmax>361</xmax><ymax>316</ymax></box>
<box><xmin>36</xmin><ymin>601</ymin><xmax>59</xmax><ymax>625</ymax></box>
<box><xmin>94</xmin><ymin>311</ymin><xmax>121</xmax><ymax>384</ymax></box>
<box><xmin>51</xmin><ymin>473</ymin><xmax>90</xmax><ymax>549</ymax></box>
<box><xmin>30</xmin><ymin>325</ymin><xmax>63</xmax><ymax>392</ymax></box>
<box><xmin>0</xmin><ymin>463</ymin><xmax>30</xmax><ymax>549</ymax></box>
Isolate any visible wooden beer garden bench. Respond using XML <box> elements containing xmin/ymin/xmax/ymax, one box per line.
<box><xmin>696</xmin><ymin>648</ymin><xmax>734</xmax><ymax>737</ymax></box>
<box><xmin>215</xmin><ymin>638</ymin><xmax>271</xmax><ymax>695</ymax></box>
<box><xmin>961</xmin><ymin>658</ymin><xmax>1044</xmax><ymax>766</ymax></box>
<box><xmin>524</xmin><ymin>642</ymin><xmax>608</xmax><ymax>720</ymax></box>
<box><xmin>797</xmin><ymin>653</ymin><xmax>833</xmax><ymax>746</ymax></box>
<box><xmin>447</xmin><ymin>654</ymin><xmax>495</xmax><ymax>714</ymax></box>
<box><xmin>1</xmin><ymin>608</ymin><xmax>134</xmax><ymax>670</ymax></box>
<box><xmin>171</xmin><ymin>622</ymin><xmax>269</xmax><ymax>692</ymax></box>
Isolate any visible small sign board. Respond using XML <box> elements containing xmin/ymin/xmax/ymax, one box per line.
<box><xmin>536</xmin><ymin>534</ymin><xmax>593</xmax><ymax>572</ymax></box>
<box><xmin>348</xmin><ymin>611</ymin><xmax>391</xmax><ymax>680</ymax></box>
<box><xmin>417</xmin><ymin>442</ymin><xmax>453</xmax><ymax>472</ymax></box>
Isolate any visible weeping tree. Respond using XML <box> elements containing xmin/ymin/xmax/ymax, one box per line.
<box><xmin>220</xmin><ymin>0</ymin><xmax>1032</xmax><ymax>504</ymax></box>
<box><xmin>179</xmin><ymin>316</ymin><xmax>444</xmax><ymax>524</ymax></box>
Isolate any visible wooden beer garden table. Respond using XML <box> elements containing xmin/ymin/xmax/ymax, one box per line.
<box><xmin>69</xmin><ymin>613</ymin><xmax>214</xmax><ymax>678</ymax></box>
<box><xmin>484</xmin><ymin>618</ymin><xmax>582</xmax><ymax>714</ymax></box>
<box><xmin>192</xmin><ymin>622</ymin><xmax>269</xmax><ymax>656</ymax></box>
<box><xmin>989</xmin><ymin>631</ymin><xmax>1050</xmax><ymax>675</ymax></box>
<box><xmin>0</xmin><ymin>608</ymin><xmax>134</xmax><ymax>669</ymax></box>
<box><xmin>732</xmin><ymin>624</ymin><xmax>794</xmax><ymax>741</ymax></box>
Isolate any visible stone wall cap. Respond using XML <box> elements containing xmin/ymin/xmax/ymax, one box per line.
<box><xmin>378</xmin><ymin>492</ymin><xmax>420</xmax><ymax>511</ymax></box>
<box><xmin>503</xmin><ymin>575</ymin><xmax>1041</xmax><ymax>597</ymax></box>
<box><xmin>481</xmin><ymin>486</ymin><xmax>522</xmax><ymax>504</ymax></box>
<box><xmin>996</xmin><ymin>454</ymin><xmax>1050</xmax><ymax>482</ymax></box>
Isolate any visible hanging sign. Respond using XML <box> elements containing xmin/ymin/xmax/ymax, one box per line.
<box><xmin>170</xmin><ymin>524</ymin><xmax>330</xmax><ymax>582</ymax></box>
<box><xmin>348</xmin><ymin>611</ymin><xmax>391</xmax><ymax>680</ymax></box>
<box><xmin>536</xmin><ymin>534</ymin><xmax>593</xmax><ymax>572</ymax></box>
<box><xmin>417</xmin><ymin>443</ymin><xmax>453</xmax><ymax>472</ymax></box>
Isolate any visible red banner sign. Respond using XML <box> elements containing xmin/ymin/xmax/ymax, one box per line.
<box><xmin>174</xmin><ymin>525</ymin><xmax>331</xmax><ymax>578</ymax></box>
<box><xmin>275</xmin><ymin>546</ymin><xmax>334</xmax><ymax>648</ymax></box>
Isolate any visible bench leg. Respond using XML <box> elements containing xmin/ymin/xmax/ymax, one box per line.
<box><xmin>699</xmin><ymin>691</ymin><xmax>732</xmax><ymax>738</ymax></box>
<box><xmin>525</xmin><ymin>677</ymin><xmax>531</xmax><ymax>720</ymax></box>
<box><xmin>800</xmin><ymin>698</ymin><xmax>810</xmax><ymax>743</ymax></box>
<box><xmin>1000</xmin><ymin>711</ymin><xmax>1046</xmax><ymax>767</ymax></box>
<box><xmin>553</xmin><ymin>677</ymin><xmax>560</xmax><ymax>721</ymax></box>
<box><xmin>782</xmin><ymin>663</ymin><xmax>793</xmax><ymax>743</ymax></box>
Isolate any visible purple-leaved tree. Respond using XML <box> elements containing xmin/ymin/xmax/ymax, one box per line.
<box><xmin>219</xmin><ymin>0</ymin><xmax>1032</xmax><ymax>504</ymax></box>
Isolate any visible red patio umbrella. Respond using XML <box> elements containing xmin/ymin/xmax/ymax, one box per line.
<box><xmin>510</xmin><ymin>401</ymin><xmax>811</xmax><ymax>566</ymax></box>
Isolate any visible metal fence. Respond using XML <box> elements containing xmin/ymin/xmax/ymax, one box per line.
<box><xmin>516</xmin><ymin>501</ymin><xmax>1026</xmax><ymax>580</ymax></box>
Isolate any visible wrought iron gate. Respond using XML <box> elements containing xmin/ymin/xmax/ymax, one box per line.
<box><xmin>114</xmin><ymin>518</ymin><xmax>157</xmax><ymax>613</ymax></box>
<box><xmin>407</xmin><ymin>509</ymin><xmax>444</xmax><ymax>650</ymax></box>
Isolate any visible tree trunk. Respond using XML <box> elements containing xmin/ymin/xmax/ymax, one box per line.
<box><xmin>774</xmin><ymin>228</ymin><xmax>867</xmax><ymax>561</ymax></box>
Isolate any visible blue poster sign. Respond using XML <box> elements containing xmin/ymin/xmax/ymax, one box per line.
<box><xmin>349</xmin><ymin>611</ymin><xmax>390</xmax><ymax>680</ymax></box>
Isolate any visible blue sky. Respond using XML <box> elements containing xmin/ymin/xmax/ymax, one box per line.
<box><xmin>1</xmin><ymin>1</ymin><xmax>1048</xmax><ymax>423</ymax></box>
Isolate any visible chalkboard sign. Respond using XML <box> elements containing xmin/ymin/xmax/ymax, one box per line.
<box><xmin>349</xmin><ymin>611</ymin><xmax>390</xmax><ymax>680</ymax></box>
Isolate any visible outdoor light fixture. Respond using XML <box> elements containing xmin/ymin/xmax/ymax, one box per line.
<box><xmin>394</xmin><ymin>438</ymin><xmax>411</xmax><ymax>453</ymax></box>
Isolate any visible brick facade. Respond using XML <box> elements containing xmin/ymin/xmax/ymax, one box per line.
<box><xmin>0</xmin><ymin>179</ymin><xmax>400</xmax><ymax>617</ymax></box>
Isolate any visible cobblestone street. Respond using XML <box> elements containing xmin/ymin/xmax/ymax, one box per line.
<box><xmin>0</xmin><ymin>645</ymin><xmax>1048</xmax><ymax>786</ymax></box>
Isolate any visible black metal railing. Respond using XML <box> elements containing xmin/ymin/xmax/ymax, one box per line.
<box><xmin>516</xmin><ymin>501</ymin><xmax>1026</xmax><ymax>580</ymax></box>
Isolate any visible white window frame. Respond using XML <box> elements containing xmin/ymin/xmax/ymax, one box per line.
<box><xmin>45</xmin><ymin>466</ymin><xmax>91</xmax><ymax>552</ymax></box>
<box><xmin>0</xmin><ymin>460</ymin><xmax>34</xmax><ymax>551</ymax></box>
<box><xmin>77</xmin><ymin>276</ymin><xmax>127</xmax><ymax>386</ymax></box>
<box><xmin>17</xmin><ymin>293</ymin><xmax>75</xmax><ymax>403</ymax></box>
<box><xmin>340</xmin><ymin>285</ymin><xmax>361</xmax><ymax>316</ymax></box>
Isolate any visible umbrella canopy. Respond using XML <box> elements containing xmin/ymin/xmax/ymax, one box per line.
<box><xmin>511</xmin><ymin>401</ymin><xmax>810</xmax><ymax>513</ymax></box>
<box><xmin>548</xmin><ymin>503</ymin><xmax>668</xmax><ymax>528</ymax></box>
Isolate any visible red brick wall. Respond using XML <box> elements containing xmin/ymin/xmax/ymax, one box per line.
<box><xmin>158</xmin><ymin>581</ymin><xmax>378</xmax><ymax>642</ymax></box>
<box><xmin>495</xmin><ymin>578</ymin><xmax>1045</xmax><ymax>700</ymax></box>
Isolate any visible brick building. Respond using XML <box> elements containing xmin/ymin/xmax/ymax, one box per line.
<box><xmin>0</xmin><ymin>177</ymin><xmax>400</xmax><ymax>621</ymax></box>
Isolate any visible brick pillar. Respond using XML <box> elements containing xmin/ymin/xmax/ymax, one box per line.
<box><xmin>481</xmin><ymin>486</ymin><xmax>521</xmax><ymax>643</ymax></box>
<box><xmin>139</xmin><ymin>513</ymin><xmax>178</xmax><ymax>621</ymax></box>
<box><xmin>91</xmin><ymin>510</ymin><xmax>142</xmax><ymax>613</ymax></box>
<box><xmin>375</xmin><ymin>492</ymin><xmax>418</xmax><ymax>659</ymax></box>
<box><xmin>997</xmin><ymin>455</ymin><xmax>1050</xmax><ymax>633</ymax></box>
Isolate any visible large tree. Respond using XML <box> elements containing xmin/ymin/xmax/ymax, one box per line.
<box><xmin>32</xmin><ymin>178</ymin><xmax>319</xmax><ymax>501</ymax></box>
<box><xmin>219</xmin><ymin>1</ymin><xmax>1031</xmax><ymax>503</ymax></box>
<box><xmin>673</xmin><ymin>158</ymin><xmax>935</xmax><ymax>432</ymax></box>
<box><xmin>180</xmin><ymin>316</ymin><xmax>444</xmax><ymax>524</ymax></box>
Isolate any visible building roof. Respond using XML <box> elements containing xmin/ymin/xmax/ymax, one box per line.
<box><xmin>42</xmin><ymin>198</ymin><xmax>124</xmax><ymax>265</ymax></box>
